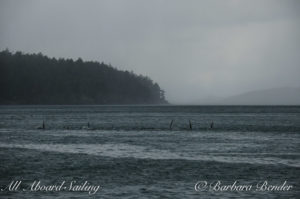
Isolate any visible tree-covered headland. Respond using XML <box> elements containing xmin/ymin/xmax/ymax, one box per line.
<box><xmin>0</xmin><ymin>50</ymin><xmax>167</xmax><ymax>104</ymax></box>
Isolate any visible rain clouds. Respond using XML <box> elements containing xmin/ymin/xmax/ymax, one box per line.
<box><xmin>1</xmin><ymin>0</ymin><xmax>299</xmax><ymax>104</ymax></box>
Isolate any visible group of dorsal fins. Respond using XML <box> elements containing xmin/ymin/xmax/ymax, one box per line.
<box><xmin>37</xmin><ymin>120</ymin><xmax>214</xmax><ymax>131</ymax></box>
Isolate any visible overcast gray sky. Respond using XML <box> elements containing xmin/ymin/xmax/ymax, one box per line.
<box><xmin>1</xmin><ymin>0</ymin><xmax>300</xmax><ymax>104</ymax></box>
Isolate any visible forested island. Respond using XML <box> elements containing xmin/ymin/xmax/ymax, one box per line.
<box><xmin>0</xmin><ymin>50</ymin><xmax>167</xmax><ymax>104</ymax></box>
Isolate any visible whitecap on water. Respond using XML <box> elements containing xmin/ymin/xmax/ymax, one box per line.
<box><xmin>0</xmin><ymin>142</ymin><xmax>299</xmax><ymax>168</ymax></box>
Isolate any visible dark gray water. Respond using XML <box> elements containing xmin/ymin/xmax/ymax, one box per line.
<box><xmin>0</xmin><ymin>105</ymin><xmax>299</xmax><ymax>198</ymax></box>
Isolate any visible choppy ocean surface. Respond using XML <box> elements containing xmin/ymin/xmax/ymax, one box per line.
<box><xmin>0</xmin><ymin>105</ymin><xmax>299</xmax><ymax>198</ymax></box>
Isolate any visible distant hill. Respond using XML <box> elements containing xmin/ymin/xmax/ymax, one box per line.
<box><xmin>0</xmin><ymin>50</ymin><xmax>167</xmax><ymax>105</ymax></box>
<box><xmin>193</xmin><ymin>87</ymin><xmax>300</xmax><ymax>105</ymax></box>
<box><xmin>221</xmin><ymin>87</ymin><xmax>300</xmax><ymax>105</ymax></box>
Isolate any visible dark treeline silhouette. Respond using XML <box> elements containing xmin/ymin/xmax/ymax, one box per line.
<box><xmin>0</xmin><ymin>50</ymin><xmax>168</xmax><ymax>104</ymax></box>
